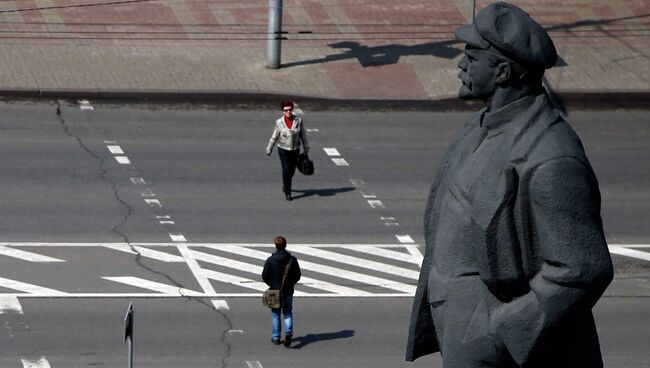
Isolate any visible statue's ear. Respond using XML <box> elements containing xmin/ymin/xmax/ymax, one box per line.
<box><xmin>495</xmin><ymin>61</ymin><xmax>512</xmax><ymax>84</ymax></box>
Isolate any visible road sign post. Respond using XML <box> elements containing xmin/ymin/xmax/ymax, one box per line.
<box><xmin>124</xmin><ymin>302</ymin><xmax>134</xmax><ymax>368</ymax></box>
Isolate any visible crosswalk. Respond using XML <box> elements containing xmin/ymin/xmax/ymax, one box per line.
<box><xmin>1</xmin><ymin>242</ymin><xmax>647</xmax><ymax>298</ymax></box>
<box><xmin>0</xmin><ymin>242</ymin><xmax>423</xmax><ymax>298</ymax></box>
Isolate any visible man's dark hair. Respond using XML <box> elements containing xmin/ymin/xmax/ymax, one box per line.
<box><xmin>274</xmin><ymin>236</ymin><xmax>287</xmax><ymax>250</ymax></box>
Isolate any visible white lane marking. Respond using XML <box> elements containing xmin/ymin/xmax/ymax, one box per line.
<box><xmin>350</xmin><ymin>179</ymin><xmax>365</xmax><ymax>186</ymax></box>
<box><xmin>228</xmin><ymin>329</ymin><xmax>244</xmax><ymax>334</ymax></box>
<box><xmin>0</xmin><ymin>242</ymin><xmax>417</xmax><ymax>248</ymax></box>
<box><xmin>332</xmin><ymin>158</ymin><xmax>349</xmax><ymax>166</ymax></box>
<box><xmin>307</xmin><ymin>128</ymin><xmax>319</xmax><ymax>132</ymax></box>
<box><xmin>396</xmin><ymin>234</ymin><xmax>415</xmax><ymax>244</ymax></box>
<box><xmin>106</xmin><ymin>145</ymin><xmax>124</xmax><ymax>154</ymax></box>
<box><xmin>289</xmin><ymin>247</ymin><xmax>419</xmax><ymax>280</ymax></box>
<box><xmin>4</xmin><ymin>292</ymin><xmax>408</xmax><ymax>298</ymax></box>
<box><xmin>177</xmin><ymin>244</ymin><xmax>216</xmax><ymax>295</ymax></box>
<box><xmin>201</xmin><ymin>269</ymin><xmax>269</xmax><ymax>292</ymax></box>
<box><xmin>609</xmin><ymin>246</ymin><xmax>650</xmax><ymax>262</ymax></box>
<box><xmin>0</xmin><ymin>277</ymin><xmax>67</xmax><ymax>296</ymax></box>
<box><xmin>156</xmin><ymin>215</ymin><xmax>172</xmax><ymax>219</ymax></box>
<box><xmin>612</xmin><ymin>244</ymin><xmax>650</xmax><ymax>248</ymax></box>
<box><xmin>323</xmin><ymin>147</ymin><xmax>340</xmax><ymax>156</ymax></box>
<box><xmin>189</xmin><ymin>249</ymin><xmax>371</xmax><ymax>296</ymax></box>
<box><xmin>340</xmin><ymin>245</ymin><xmax>421</xmax><ymax>266</ymax></box>
<box><xmin>214</xmin><ymin>246</ymin><xmax>414</xmax><ymax>294</ymax></box>
<box><xmin>212</xmin><ymin>299</ymin><xmax>230</xmax><ymax>311</ymax></box>
<box><xmin>0</xmin><ymin>296</ymin><xmax>23</xmax><ymax>314</ymax></box>
<box><xmin>246</xmin><ymin>361</ymin><xmax>263</xmax><ymax>368</ymax></box>
<box><xmin>367</xmin><ymin>200</ymin><xmax>384</xmax><ymax>209</ymax></box>
<box><xmin>360</xmin><ymin>191</ymin><xmax>376</xmax><ymax>199</ymax></box>
<box><xmin>101</xmin><ymin>244</ymin><xmax>184</xmax><ymax>263</ymax></box>
<box><xmin>144</xmin><ymin>199</ymin><xmax>162</xmax><ymax>207</ymax></box>
<box><xmin>103</xmin><ymin>277</ymin><xmax>204</xmax><ymax>296</ymax></box>
<box><xmin>405</xmin><ymin>244</ymin><xmax>424</xmax><ymax>266</ymax></box>
<box><xmin>78</xmin><ymin>99</ymin><xmax>94</xmax><ymax>110</ymax></box>
<box><xmin>169</xmin><ymin>233</ymin><xmax>187</xmax><ymax>242</ymax></box>
<box><xmin>140</xmin><ymin>189</ymin><xmax>155</xmax><ymax>197</ymax></box>
<box><xmin>384</xmin><ymin>222</ymin><xmax>400</xmax><ymax>226</ymax></box>
<box><xmin>130</xmin><ymin>177</ymin><xmax>146</xmax><ymax>185</ymax></box>
<box><xmin>115</xmin><ymin>156</ymin><xmax>131</xmax><ymax>164</ymax></box>
<box><xmin>159</xmin><ymin>221</ymin><xmax>175</xmax><ymax>225</ymax></box>
<box><xmin>0</xmin><ymin>246</ymin><xmax>65</xmax><ymax>262</ymax></box>
<box><xmin>21</xmin><ymin>357</ymin><xmax>51</xmax><ymax>368</ymax></box>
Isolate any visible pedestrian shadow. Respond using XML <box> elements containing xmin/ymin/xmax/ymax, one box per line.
<box><xmin>289</xmin><ymin>329</ymin><xmax>355</xmax><ymax>349</ymax></box>
<box><xmin>291</xmin><ymin>186</ymin><xmax>355</xmax><ymax>200</ymax></box>
<box><xmin>282</xmin><ymin>40</ymin><xmax>463</xmax><ymax>68</ymax></box>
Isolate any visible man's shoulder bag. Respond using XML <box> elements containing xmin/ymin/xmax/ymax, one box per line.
<box><xmin>262</xmin><ymin>258</ymin><xmax>293</xmax><ymax>308</ymax></box>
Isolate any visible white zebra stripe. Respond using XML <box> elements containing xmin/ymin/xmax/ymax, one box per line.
<box><xmin>0</xmin><ymin>296</ymin><xmax>22</xmax><ymax>314</ymax></box>
<box><xmin>103</xmin><ymin>277</ymin><xmax>203</xmax><ymax>296</ymax></box>
<box><xmin>0</xmin><ymin>246</ymin><xmax>65</xmax><ymax>262</ymax></box>
<box><xmin>289</xmin><ymin>247</ymin><xmax>419</xmax><ymax>279</ymax></box>
<box><xmin>21</xmin><ymin>357</ymin><xmax>50</xmax><ymax>368</ymax></box>
<box><xmin>211</xmin><ymin>246</ymin><xmax>415</xmax><ymax>294</ymax></box>
<box><xmin>0</xmin><ymin>277</ymin><xmax>67</xmax><ymax>296</ymax></box>
<box><xmin>188</xmin><ymin>249</ymin><xmax>371</xmax><ymax>296</ymax></box>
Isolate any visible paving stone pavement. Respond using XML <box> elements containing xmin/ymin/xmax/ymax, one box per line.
<box><xmin>0</xmin><ymin>0</ymin><xmax>647</xmax><ymax>102</ymax></box>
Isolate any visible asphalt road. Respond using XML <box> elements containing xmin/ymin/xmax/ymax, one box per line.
<box><xmin>0</xmin><ymin>99</ymin><xmax>648</xmax><ymax>367</ymax></box>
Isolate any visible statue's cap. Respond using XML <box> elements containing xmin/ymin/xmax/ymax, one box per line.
<box><xmin>455</xmin><ymin>2</ymin><xmax>557</xmax><ymax>70</ymax></box>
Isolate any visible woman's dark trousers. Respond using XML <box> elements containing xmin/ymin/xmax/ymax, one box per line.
<box><xmin>278</xmin><ymin>148</ymin><xmax>299</xmax><ymax>195</ymax></box>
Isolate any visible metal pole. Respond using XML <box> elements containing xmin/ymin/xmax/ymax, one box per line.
<box><xmin>127</xmin><ymin>338</ymin><xmax>133</xmax><ymax>368</ymax></box>
<box><xmin>472</xmin><ymin>0</ymin><xmax>476</xmax><ymax>23</ymax></box>
<box><xmin>266</xmin><ymin>0</ymin><xmax>283</xmax><ymax>69</ymax></box>
<box><xmin>124</xmin><ymin>302</ymin><xmax>134</xmax><ymax>368</ymax></box>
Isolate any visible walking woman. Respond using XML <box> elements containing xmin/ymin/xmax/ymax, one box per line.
<box><xmin>266</xmin><ymin>100</ymin><xmax>309</xmax><ymax>201</ymax></box>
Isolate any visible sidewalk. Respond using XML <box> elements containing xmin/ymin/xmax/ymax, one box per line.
<box><xmin>0</xmin><ymin>0</ymin><xmax>648</xmax><ymax>107</ymax></box>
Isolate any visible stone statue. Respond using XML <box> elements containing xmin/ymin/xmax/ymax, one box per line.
<box><xmin>406</xmin><ymin>2</ymin><xmax>613</xmax><ymax>367</ymax></box>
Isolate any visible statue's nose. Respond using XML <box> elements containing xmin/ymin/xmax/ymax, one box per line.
<box><xmin>458</xmin><ymin>56</ymin><xmax>468</xmax><ymax>70</ymax></box>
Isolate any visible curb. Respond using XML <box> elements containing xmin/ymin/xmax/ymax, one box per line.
<box><xmin>0</xmin><ymin>88</ymin><xmax>648</xmax><ymax>111</ymax></box>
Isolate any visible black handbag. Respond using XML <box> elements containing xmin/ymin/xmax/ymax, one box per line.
<box><xmin>262</xmin><ymin>258</ymin><xmax>292</xmax><ymax>308</ymax></box>
<box><xmin>297</xmin><ymin>153</ymin><xmax>314</xmax><ymax>176</ymax></box>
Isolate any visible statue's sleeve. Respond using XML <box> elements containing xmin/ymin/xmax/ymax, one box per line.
<box><xmin>491</xmin><ymin>157</ymin><xmax>613</xmax><ymax>365</ymax></box>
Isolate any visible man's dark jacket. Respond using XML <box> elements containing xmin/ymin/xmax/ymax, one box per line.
<box><xmin>262</xmin><ymin>249</ymin><xmax>301</xmax><ymax>295</ymax></box>
<box><xmin>406</xmin><ymin>93</ymin><xmax>613</xmax><ymax>367</ymax></box>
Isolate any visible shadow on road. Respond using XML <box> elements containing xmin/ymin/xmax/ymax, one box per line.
<box><xmin>291</xmin><ymin>187</ymin><xmax>355</xmax><ymax>200</ymax></box>
<box><xmin>289</xmin><ymin>329</ymin><xmax>356</xmax><ymax>349</ymax></box>
<box><xmin>282</xmin><ymin>40</ymin><xmax>463</xmax><ymax>68</ymax></box>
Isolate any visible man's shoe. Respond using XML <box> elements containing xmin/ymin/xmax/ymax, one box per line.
<box><xmin>271</xmin><ymin>338</ymin><xmax>281</xmax><ymax>345</ymax></box>
<box><xmin>283</xmin><ymin>333</ymin><xmax>292</xmax><ymax>347</ymax></box>
<box><xmin>285</xmin><ymin>194</ymin><xmax>292</xmax><ymax>201</ymax></box>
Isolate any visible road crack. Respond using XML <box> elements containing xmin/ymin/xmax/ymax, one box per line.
<box><xmin>55</xmin><ymin>101</ymin><xmax>233</xmax><ymax>368</ymax></box>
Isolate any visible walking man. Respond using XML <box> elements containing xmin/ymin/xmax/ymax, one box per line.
<box><xmin>262</xmin><ymin>236</ymin><xmax>301</xmax><ymax>347</ymax></box>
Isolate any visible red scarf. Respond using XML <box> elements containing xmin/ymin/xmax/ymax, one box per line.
<box><xmin>284</xmin><ymin>115</ymin><xmax>294</xmax><ymax>129</ymax></box>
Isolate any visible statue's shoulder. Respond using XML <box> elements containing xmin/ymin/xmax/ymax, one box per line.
<box><xmin>524</xmin><ymin>114</ymin><xmax>589</xmax><ymax>170</ymax></box>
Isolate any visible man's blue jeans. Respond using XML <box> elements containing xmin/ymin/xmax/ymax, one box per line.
<box><xmin>271</xmin><ymin>295</ymin><xmax>293</xmax><ymax>341</ymax></box>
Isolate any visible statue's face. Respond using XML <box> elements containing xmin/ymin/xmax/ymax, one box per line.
<box><xmin>457</xmin><ymin>47</ymin><xmax>499</xmax><ymax>101</ymax></box>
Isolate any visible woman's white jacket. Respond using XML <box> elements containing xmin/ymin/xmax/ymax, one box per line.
<box><xmin>266</xmin><ymin>115</ymin><xmax>309</xmax><ymax>154</ymax></box>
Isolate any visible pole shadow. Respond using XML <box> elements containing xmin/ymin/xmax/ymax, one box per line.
<box><xmin>291</xmin><ymin>186</ymin><xmax>355</xmax><ymax>200</ymax></box>
<box><xmin>282</xmin><ymin>40</ymin><xmax>463</xmax><ymax>68</ymax></box>
<box><xmin>288</xmin><ymin>329</ymin><xmax>355</xmax><ymax>349</ymax></box>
